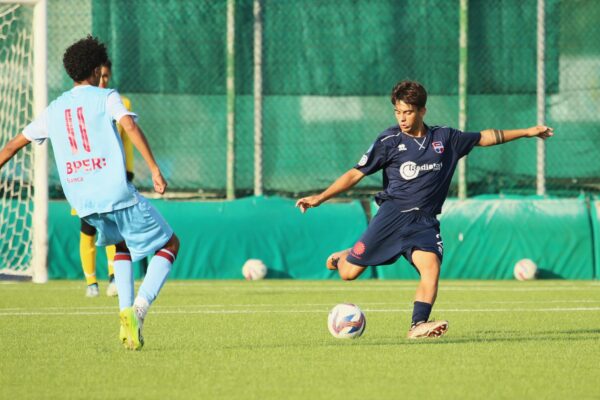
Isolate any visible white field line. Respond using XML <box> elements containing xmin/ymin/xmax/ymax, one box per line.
<box><xmin>2</xmin><ymin>299</ymin><xmax>600</xmax><ymax>312</ymax></box>
<box><xmin>1</xmin><ymin>306</ymin><xmax>600</xmax><ymax>317</ymax></box>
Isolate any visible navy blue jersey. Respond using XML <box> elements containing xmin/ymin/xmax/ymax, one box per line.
<box><xmin>354</xmin><ymin>125</ymin><xmax>480</xmax><ymax>215</ymax></box>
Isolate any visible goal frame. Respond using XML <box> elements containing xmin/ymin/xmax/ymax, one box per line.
<box><xmin>0</xmin><ymin>0</ymin><xmax>48</xmax><ymax>283</ymax></box>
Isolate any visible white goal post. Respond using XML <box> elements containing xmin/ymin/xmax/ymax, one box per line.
<box><xmin>0</xmin><ymin>0</ymin><xmax>47</xmax><ymax>282</ymax></box>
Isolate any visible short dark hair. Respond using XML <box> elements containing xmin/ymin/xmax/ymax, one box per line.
<box><xmin>102</xmin><ymin>59</ymin><xmax>112</xmax><ymax>70</ymax></box>
<box><xmin>62</xmin><ymin>35</ymin><xmax>108</xmax><ymax>82</ymax></box>
<box><xmin>390</xmin><ymin>80</ymin><xmax>427</xmax><ymax>109</ymax></box>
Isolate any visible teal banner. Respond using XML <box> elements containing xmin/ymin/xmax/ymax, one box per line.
<box><xmin>48</xmin><ymin>196</ymin><xmax>370</xmax><ymax>280</ymax></box>
<box><xmin>374</xmin><ymin>197</ymin><xmax>595</xmax><ymax>279</ymax></box>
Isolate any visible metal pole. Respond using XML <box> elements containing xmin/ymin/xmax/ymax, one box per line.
<box><xmin>253</xmin><ymin>0</ymin><xmax>263</xmax><ymax>196</ymax></box>
<box><xmin>458</xmin><ymin>0</ymin><xmax>468</xmax><ymax>200</ymax></box>
<box><xmin>226</xmin><ymin>0</ymin><xmax>236</xmax><ymax>199</ymax></box>
<box><xmin>536</xmin><ymin>0</ymin><xmax>546</xmax><ymax>196</ymax></box>
<box><xmin>31</xmin><ymin>0</ymin><xmax>48</xmax><ymax>283</ymax></box>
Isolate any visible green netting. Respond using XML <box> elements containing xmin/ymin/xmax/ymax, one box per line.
<box><xmin>0</xmin><ymin>4</ymin><xmax>34</xmax><ymax>274</ymax></box>
<box><xmin>41</xmin><ymin>0</ymin><xmax>598</xmax><ymax>197</ymax></box>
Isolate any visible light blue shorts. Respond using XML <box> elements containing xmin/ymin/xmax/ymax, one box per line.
<box><xmin>82</xmin><ymin>194</ymin><xmax>173</xmax><ymax>262</ymax></box>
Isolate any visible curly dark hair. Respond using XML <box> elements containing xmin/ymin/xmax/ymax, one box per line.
<box><xmin>390</xmin><ymin>80</ymin><xmax>427</xmax><ymax>109</ymax></box>
<box><xmin>62</xmin><ymin>35</ymin><xmax>108</xmax><ymax>82</ymax></box>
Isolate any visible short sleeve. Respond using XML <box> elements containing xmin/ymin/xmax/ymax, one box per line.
<box><xmin>22</xmin><ymin>108</ymin><xmax>49</xmax><ymax>145</ymax></box>
<box><xmin>449</xmin><ymin>128</ymin><xmax>481</xmax><ymax>158</ymax></box>
<box><xmin>106</xmin><ymin>90</ymin><xmax>137</xmax><ymax>123</ymax></box>
<box><xmin>354</xmin><ymin>139</ymin><xmax>388</xmax><ymax>176</ymax></box>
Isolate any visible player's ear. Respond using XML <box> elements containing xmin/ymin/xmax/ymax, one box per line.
<box><xmin>92</xmin><ymin>66</ymin><xmax>101</xmax><ymax>83</ymax></box>
<box><xmin>420</xmin><ymin>106</ymin><xmax>427</xmax><ymax>118</ymax></box>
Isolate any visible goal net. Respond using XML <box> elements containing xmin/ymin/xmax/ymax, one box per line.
<box><xmin>0</xmin><ymin>3</ymin><xmax>36</xmax><ymax>277</ymax></box>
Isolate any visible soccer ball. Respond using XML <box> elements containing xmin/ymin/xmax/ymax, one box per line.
<box><xmin>327</xmin><ymin>303</ymin><xmax>366</xmax><ymax>339</ymax></box>
<box><xmin>242</xmin><ymin>259</ymin><xmax>267</xmax><ymax>280</ymax></box>
<box><xmin>514</xmin><ymin>258</ymin><xmax>538</xmax><ymax>281</ymax></box>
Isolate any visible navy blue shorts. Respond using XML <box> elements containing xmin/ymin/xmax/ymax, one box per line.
<box><xmin>346</xmin><ymin>201</ymin><xmax>443</xmax><ymax>267</ymax></box>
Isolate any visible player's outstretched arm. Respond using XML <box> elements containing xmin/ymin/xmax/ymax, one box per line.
<box><xmin>118</xmin><ymin>115</ymin><xmax>167</xmax><ymax>194</ymax></box>
<box><xmin>0</xmin><ymin>133</ymin><xmax>30</xmax><ymax>170</ymax></box>
<box><xmin>296</xmin><ymin>168</ymin><xmax>365</xmax><ymax>213</ymax></box>
<box><xmin>478</xmin><ymin>125</ymin><xmax>553</xmax><ymax>147</ymax></box>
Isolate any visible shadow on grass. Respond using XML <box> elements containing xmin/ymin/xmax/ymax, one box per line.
<box><xmin>0</xmin><ymin>274</ymin><xmax>30</xmax><ymax>282</ymax></box>
<box><xmin>211</xmin><ymin>329</ymin><xmax>600</xmax><ymax>351</ymax></box>
<box><xmin>388</xmin><ymin>328</ymin><xmax>600</xmax><ymax>346</ymax></box>
<box><xmin>537</xmin><ymin>269</ymin><xmax>564</xmax><ymax>279</ymax></box>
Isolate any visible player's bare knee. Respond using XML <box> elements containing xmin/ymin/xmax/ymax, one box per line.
<box><xmin>420</xmin><ymin>276</ymin><xmax>439</xmax><ymax>288</ymax></box>
<box><xmin>80</xmin><ymin>219</ymin><xmax>96</xmax><ymax>236</ymax></box>
<box><xmin>165</xmin><ymin>233</ymin><xmax>180</xmax><ymax>254</ymax></box>
<box><xmin>115</xmin><ymin>241</ymin><xmax>129</xmax><ymax>253</ymax></box>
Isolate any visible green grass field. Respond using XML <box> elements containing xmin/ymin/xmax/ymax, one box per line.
<box><xmin>1</xmin><ymin>280</ymin><xmax>599</xmax><ymax>399</ymax></box>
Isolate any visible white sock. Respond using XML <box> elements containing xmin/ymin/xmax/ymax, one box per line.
<box><xmin>137</xmin><ymin>249</ymin><xmax>175</xmax><ymax>306</ymax></box>
<box><xmin>133</xmin><ymin>296</ymin><xmax>149</xmax><ymax>322</ymax></box>
<box><xmin>113</xmin><ymin>252</ymin><xmax>133</xmax><ymax>311</ymax></box>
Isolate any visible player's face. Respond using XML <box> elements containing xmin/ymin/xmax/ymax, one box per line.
<box><xmin>394</xmin><ymin>101</ymin><xmax>426</xmax><ymax>134</ymax></box>
<box><xmin>99</xmin><ymin>66</ymin><xmax>111</xmax><ymax>88</ymax></box>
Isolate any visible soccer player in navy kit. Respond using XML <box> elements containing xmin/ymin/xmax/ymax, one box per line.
<box><xmin>296</xmin><ymin>81</ymin><xmax>553</xmax><ymax>339</ymax></box>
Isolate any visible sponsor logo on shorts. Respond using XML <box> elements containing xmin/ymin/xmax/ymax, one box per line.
<box><xmin>399</xmin><ymin>161</ymin><xmax>443</xmax><ymax>180</ymax></box>
<box><xmin>351</xmin><ymin>241</ymin><xmax>366</xmax><ymax>258</ymax></box>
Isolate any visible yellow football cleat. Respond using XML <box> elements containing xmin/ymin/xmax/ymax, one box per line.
<box><xmin>119</xmin><ymin>307</ymin><xmax>144</xmax><ymax>350</ymax></box>
<box><xmin>119</xmin><ymin>325</ymin><xmax>127</xmax><ymax>347</ymax></box>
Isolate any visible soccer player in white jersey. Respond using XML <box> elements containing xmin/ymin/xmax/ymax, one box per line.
<box><xmin>296</xmin><ymin>81</ymin><xmax>553</xmax><ymax>339</ymax></box>
<box><xmin>0</xmin><ymin>36</ymin><xmax>179</xmax><ymax>350</ymax></box>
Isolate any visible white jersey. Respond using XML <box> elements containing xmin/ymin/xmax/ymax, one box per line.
<box><xmin>23</xmin><ymin>85</ymin><xmax>138</xmax><ymax>217</ymax></box>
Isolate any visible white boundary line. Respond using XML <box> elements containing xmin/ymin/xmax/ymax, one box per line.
<box><xmin>2</xmin><ymin>299</ymin><xmax>600</xmax><ymax>311</ymax></box>
<box><xmin>2</xmin><ymin>306</ymin><xmax>600</xmax><ymax>317</ymax></box>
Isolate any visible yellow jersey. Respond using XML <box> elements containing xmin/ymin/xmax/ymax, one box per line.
<box><xmin>118</xmin><ymin>95</ymin><xmax>135</xmax><ymax>176</ymax></box>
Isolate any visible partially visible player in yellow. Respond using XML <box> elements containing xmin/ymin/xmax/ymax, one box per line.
<box><xmin>76</xmin><ymin>59</ymin><xmax>135</xmax><ymax>297</ymax></box>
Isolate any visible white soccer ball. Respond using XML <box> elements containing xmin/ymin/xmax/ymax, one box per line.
<box><xmin>242</xmin><ymin>259</ymin><xmax>267</xmax><ymax>280</ymax></box>
<box><xmin>514</xmin><ymin>258</ymin><xmax>538</xmax><ymax>281</ymax></box>
<box><xmin>327</xmin><ymin>303</ymin><xmax>366</xmax><ymax>339</ymax></box>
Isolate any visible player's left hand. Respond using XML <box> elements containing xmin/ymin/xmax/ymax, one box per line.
<box><xmin>153</xmin><ymin>171</ymin><xmax>167</xmax><ymax>194</ymax></box>
<box><xmin>528</xmin><ymin>125</ymin><xmax>554</xmax><ymax>139</ymax></box>
<box><xmin>296</xmin><ymin>195</ymin><xmax>322</xmax><ymax>213</ymax></box>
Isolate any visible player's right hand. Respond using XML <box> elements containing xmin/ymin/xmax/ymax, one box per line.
<box><xmin>152</xmin><ymin>171</ymin><xmax>167</xmax><ymax>194</ymax></box>
<box><xmin>527</xmin><ymin>125</ymin><xmax>554</xmax><ymax>139</ymax></box>
<box><xmin>295</xmin><ymin>195</ymin><xmax>322</xmax><ymax>213</ymax></box>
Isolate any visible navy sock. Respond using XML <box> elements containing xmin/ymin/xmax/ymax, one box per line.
<box><xmin>412</xmin><ymin>301</ymin><xmax>432</xmax><ymax>326</ymax></box>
